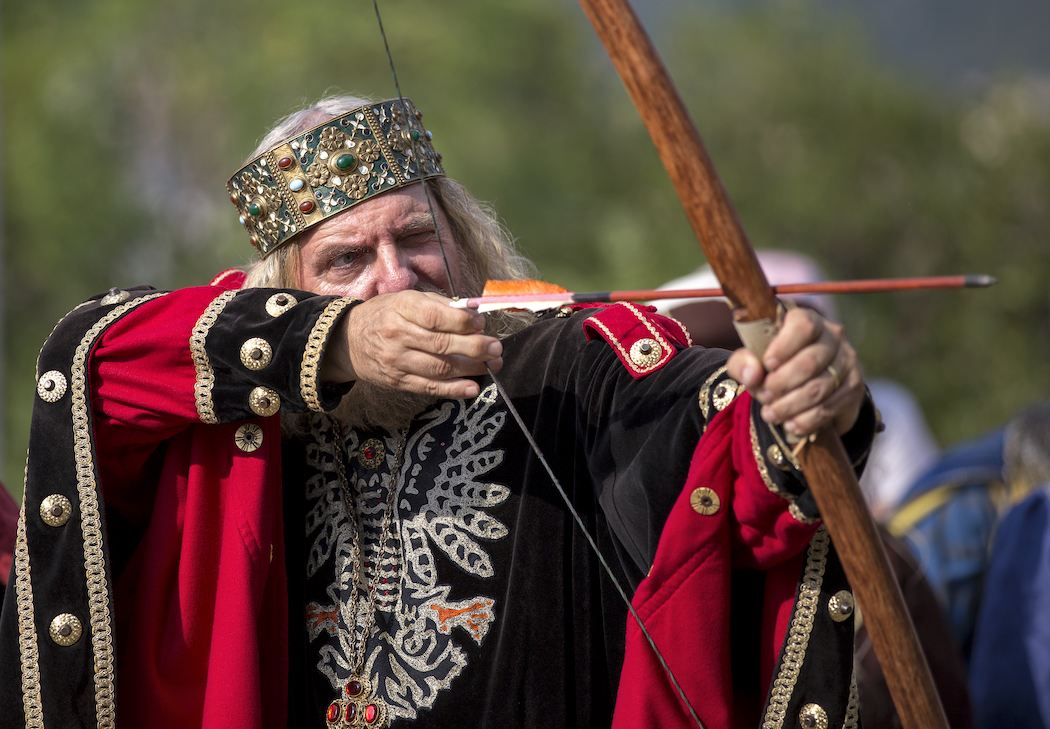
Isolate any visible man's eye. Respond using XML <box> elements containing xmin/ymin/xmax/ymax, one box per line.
<box><xmin>403</xmin><ymin>230</ymin><xmax>435</xmax><ymax>246</ymax></box>
<box><xmin>330</xmin><ymin>252</ymin><xmax>358</xmax><ymax>268</ymax></box>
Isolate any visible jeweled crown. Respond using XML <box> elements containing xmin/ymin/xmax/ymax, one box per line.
<box><xmin>227</xmin><ymin>98</ymin><xmax>444</xmax><ymax>258</ymax></box>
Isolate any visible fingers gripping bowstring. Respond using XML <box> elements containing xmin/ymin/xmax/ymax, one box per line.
<box><xmin>370</xmin><ymin>4</ymin><xmax>704</xmax><ymax>727</ymax></box>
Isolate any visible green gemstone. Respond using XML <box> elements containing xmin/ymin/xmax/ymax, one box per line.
<box><xmin>248</xmin><ymin>202</ymin><xmax>262</xmax><ymax>217</ymax></box>
<box><xmin>335</xmin><ymin>154</ymin><xmax>355</xmax><ymax>170</ymax></box>
<box><xmin>410</xmin><ymin>129</ymin><xmax>421</xmax><ymax>142</ymax></box>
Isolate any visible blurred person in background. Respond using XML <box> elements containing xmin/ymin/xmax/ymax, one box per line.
<box><xmin>0</xmin><ymin>482</ymin><xmax>16</xmax><ymax>602</ymax></box>
<box><xmin>960</xmin><ymin>401</ymin><xmax>1050</xmax><ymax>728</ymax></box>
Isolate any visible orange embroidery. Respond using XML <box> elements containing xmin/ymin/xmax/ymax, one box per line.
<box><xmin>306</xmin><ymin>603</ymin><xmax>340</xmax><ymax>637</ymax></box>
<box><xmin>429</xmin><ymin>600</ymin><xmax>495</xmax><ymax>643</ymax></box>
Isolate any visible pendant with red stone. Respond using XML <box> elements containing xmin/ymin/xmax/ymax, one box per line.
<box><xmin>357</xmin><ymin>439</ymin><xmax>386</xmax><ymax>470</ymax></box>
<box><xmin>324</xmin><ymin>674</ymin><xmax>388</xmax><ymax>728</ymax></box>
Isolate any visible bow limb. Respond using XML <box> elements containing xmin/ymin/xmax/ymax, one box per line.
<box><xmin>575</xmin><ymin>2</ymin><xmax>950</xmax><ymax>728</ymax></box>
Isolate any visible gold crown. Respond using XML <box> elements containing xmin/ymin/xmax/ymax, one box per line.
<box><xmin>226</xmin><ymin>98</ymin><xmax>444</xmax><ymax>257</ymax></box>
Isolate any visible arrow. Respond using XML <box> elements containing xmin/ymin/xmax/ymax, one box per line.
<box><xmin>450</xmin><ymin>274</ymin><xmax>995</xmax><ymax>312</ymax></box>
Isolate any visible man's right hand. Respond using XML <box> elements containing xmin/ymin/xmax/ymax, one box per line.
<box><xmin>320</xmin><ymin>290</ymin><xmax>503</xmax><ymax>399</ymax></box>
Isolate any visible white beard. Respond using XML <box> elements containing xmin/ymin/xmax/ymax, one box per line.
<box><xmin>282</xmin><ymin>382</ymin><xmax>437</xmax><ymax>438</ymax></box>
<box><xmin>328</xmin><ymin>382</ymin><xmax>437</xmax><ymax>431</ymax></box>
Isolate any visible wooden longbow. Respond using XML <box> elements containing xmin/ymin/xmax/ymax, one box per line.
<box><xmin>574</xmin><ymin>1</ymin><xmax>951</xmax><ymax>727</ymax></box>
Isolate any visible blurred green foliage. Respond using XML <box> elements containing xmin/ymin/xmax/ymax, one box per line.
<box><xmin>2</xmin><ymin>0</ymin><xmax>1048</xmax><ymax>494</ymax></box>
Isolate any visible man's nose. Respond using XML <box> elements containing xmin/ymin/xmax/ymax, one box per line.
<box><xmin>374</xmin><ymin>245</ymin><xmax>419</xmax><ymax>295</ymax></box>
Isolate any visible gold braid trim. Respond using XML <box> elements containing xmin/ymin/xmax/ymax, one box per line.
<box><xmin>190</xmin><ymin>290</ymin><xmax>238</xmax><ymax>423</ymax></box>
<box><xmin>35</xmin><ymin>300</ymin><xmax>92</xmax><ymax>378</ymax></box>
<box><xmin>750</xmin><ymin>417</ymin><xmax>817</xmax><ymax>525</ymax></box>
<box><xmin>761</xmin><ymin>527</ymin><xmax>830</xmax><ymax>729</ymax></box>
<box><xmin>14</xmin><ymin>486</ymin><xmax>43</xmax><ymax>729</ymax></box>
<box><xmin>16</xmin><ymin>293</ymin><xmax>164</xmax><ymax>729</ymax></box>
<box><xmin>74</xmin><ymin>292</ymin><xmax>165</xmax><ymax>728</ymax></box>
<box><xmin>698</xmin><ymin>365</ymin><xmax>729</xmax><ymax>422</ymax></box>
<box><xmin>300</xmin><ymin>297</ymin><xmax>355</xmax><ymax>412</ymax></box>
<box><xmin>842</xmin><ymin>669</ymin><xmax>860</xmax><ymax>729</ymax></box>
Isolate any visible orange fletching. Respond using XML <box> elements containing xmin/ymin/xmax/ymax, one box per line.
<box><xmin>482</xmin><ymin>279</ymin><xmax>569</xmax><ymax>296</ymax></box>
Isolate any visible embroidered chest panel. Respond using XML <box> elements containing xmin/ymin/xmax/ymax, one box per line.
<box><xmin>303</xmin><ymin>384</ymin><xmax>510</xmax><ymax>723</ymax></box>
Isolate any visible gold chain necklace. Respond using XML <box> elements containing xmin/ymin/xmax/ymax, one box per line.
<box><xmin>324</xmin><ymin>419</ymin><xmax>407</xmax><ymax>729</ymax></box>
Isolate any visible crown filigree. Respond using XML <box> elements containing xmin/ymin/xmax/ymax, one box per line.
<box><xmin>227</xmin><ymin>98</ymin><xmax>444</xmax><ymax>258</ymax></box>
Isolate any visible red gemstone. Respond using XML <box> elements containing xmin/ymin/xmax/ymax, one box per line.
<box><xmin>365</xmin><ymin>704</ymin><xmax>379</xmax><ymax>723</ymax></box>
<box><xmin>326</xmin><ymin>702</ymin><xmax>340</xmax><ymax>722</ymax></box>
<box><xmin>249</xmin><ymin>236</ymin><xmax>260</xmax><ymax>249</ymax></box>
<box><xmin>346</xmin><ymin>680</ymin><xmax>363</xmax><ymax>697</ymax></box>
<box><xmin>345</xmin><ymin>704</ymin><xmax>357</xmax><ymax>722</ymax></box>
<box><xmin>363</xmin><ymin>446</ymin><xmax>376</xmax><ymax>459</ymax></box>
<box><xmin>278</xmin><ymin>156</ymin><xmax>294</xmax><ymax>169</ymax></box>
<box><xmin>229</xmin><ymin>194</ymin><xmax>239</xmax><ymax>206</ymax></box>
<box><xmin>299</xmin><ymin>200</ymin><xmax>315</xmax><ymax>213</ymax></box>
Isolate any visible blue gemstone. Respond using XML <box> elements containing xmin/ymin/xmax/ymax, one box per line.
<box><xmin>289</xmin><ymin>179</ymin><xmax>305</xmax><ymax>191</ymax></box>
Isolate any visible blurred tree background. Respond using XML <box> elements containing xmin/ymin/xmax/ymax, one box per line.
<box><xmin>2</xmin><ymin>0</ymin><xmax>1048</xmax><ymax>494</ymax></box>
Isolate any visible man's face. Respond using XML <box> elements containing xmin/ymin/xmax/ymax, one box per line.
<box><xmin>295</xmin><ymin>184</ymin><xmax>463</xmax><ymax>299</ymax></box>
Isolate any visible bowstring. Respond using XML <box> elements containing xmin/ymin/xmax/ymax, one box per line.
<box><xmin>370</xmin><ymin>0</ymin><xmax>458</xmax><ymax>299</ymax></box>
<box><xmin>369</xmin><ymin>3</ymin><xmax>704</xmax><ymax>727</ymax></box>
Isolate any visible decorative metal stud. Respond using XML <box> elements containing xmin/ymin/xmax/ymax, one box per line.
<box><xmin>828</xmin><ymin>590</ymin><xmax>855</xmax><ymax>622</ymax></box>
<box><xmin>712</xmin><ymin>380</ymin><xmax>740</xmax><ymax>411</ymax></box>
<box><xmin>40</xmin><ymin>494</ymin><xmax>73</xmax><ymax>527</ymax></box>
<box><xmin>249</xmin><ymin>387</ymin><xmax>281</xmax><ymax>417</ymax></box>
<box><xmin>49</xmin><ymin>613</ymin><xmax>83</xmax><ymax>647</ymax></box>
<box><xmin>266</xmin><ymin>293</ymin><xmax>298</xmax><ymax>317</ymax></box>
<box><xmin>555</xmin><ymin>306</ymin><xmax>573</xmax><ymax>319</ymax></box>
<box><xmin>234</xmin><ymin>423</ymin><xmax>264</xmax><ymax>452</ymax></box>
<box><xmin>766</xmin><ymin>444</ymin><xmax>790</xmax><ymax>471</ymax></box>
<box><xmin>799</xmin><ymin>703</ymin><xmax>828</xmax><ymax>729</ymax></box>
<box><xmin>629</xmin><ymin>338</ymin><xmax>662</xmax><ymax>368</ymax></box>
<box><xmin>358</xmin><ymin>439</ymin><xmax>386</xmax><ymax>470</ymax></box>
<box><xmin>240</xmin><ymin>338</ymin><xmax>273</xmax><ymax>371</ymax></box>
<box><xmin>37</xmin><ymin>371</ymin><xmax>67</xmax><ymax>402</ymax></box>
<box><xmin>689</xmin><ymin>487</ymin><xmax>721</xmax><ymax>516</ymax></box>
<box><xmin>100</xmin><ymin>288</ymin><xmax>130</xmax><ymax>305</ymax></box>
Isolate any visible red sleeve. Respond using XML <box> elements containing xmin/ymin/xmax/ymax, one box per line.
<box><xmin>88</xmin><ymin>286</ymin><xmax>355</xmax><ymax>528</ymax></box>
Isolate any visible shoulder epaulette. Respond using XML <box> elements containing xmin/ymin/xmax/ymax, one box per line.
<box><xmin>582</xmin><ymin>302</ymin><xmax>692</xmax><ymax>379</ymax></box>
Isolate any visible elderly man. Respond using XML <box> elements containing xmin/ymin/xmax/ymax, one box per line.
<box><xmin>0</xmin><ymin>96</ymin><xmax>871</xmax><ymax>729</ymax></box>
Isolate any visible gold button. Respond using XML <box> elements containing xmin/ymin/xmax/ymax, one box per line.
<box><xmin>629</xmin><ymin>338</ymin><xmax>662</xmax><ymax>368</ymax></box>
<box><xmin>712</xmin><ymin>379</ymin><xmax>740</xmax><ymax>411</ymax></box>
<box><xmin>767</xmin><ymin>444</ymin><xmax>791</xmax><ymax>471</ymax></box>
<box><xmin>37</xmin><ymin>371</ymin><xmax>67</xmax><ymax>402</ymax></box>
<box><xmin>40</xmin><ymin>494</ymin><xmax>73</xmax><ymax>527</ymax></box>
<box><xmin>249</xmin><ymin>387</ymin><xmax>281</xmax><ymax>417</ymax></box>
<box><xmin>49</xmin><ymin>613</ymin><xmax>83</xmax><ymax>647</ymax></box>
<box><xmin>799</xmin><ymin>703</ymin><xmax>828</xmax><ymax>729</ymax></box>
<box><xmin>100</xmin><ymin>288</ymin><xmax>130</xmax><ymax>305</ymax></box>
<box><xmin>234</xmin><ymin>423</ymin><xmax>264</xmax><ymax>452</ymax></box>
<box><xmin>240</xmin><ymin>338</ymin><xmax>273</xmax><ymax>370</ymax></box>
<box><xmin>828</xmin><ymin>590</ymin><xmax>855</xmax><ymax>622</ymax></box>
<box><xmin>265</xmin><ymin>293</ymin><xmax>298</xmax><ymax>317</ymax></box>
<box><xmin>689</xmin><ymin>487</ymin><xmax>720</xmax><ymax>516</ymax></box>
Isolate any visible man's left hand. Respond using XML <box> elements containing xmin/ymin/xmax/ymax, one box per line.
<box><xmin>726</xmin><ymin>307</ymin><xmax>865</xmax><ymax>436</ymax></box>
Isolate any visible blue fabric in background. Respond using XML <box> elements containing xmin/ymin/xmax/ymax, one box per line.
<box><xmin>898</xmin><ymin>429</ymin><xmax>1005</xmax><ymax>661</ymax></box>
<box><xmin>969</xmin><ymin>489</ymin><xmax>1050</xmax><ymax>729</ymax></box>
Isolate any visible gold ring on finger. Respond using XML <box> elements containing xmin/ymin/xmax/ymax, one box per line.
<box><xmin>826</xmin><ymin>364</ymin><xmax>841</xmax><ymax>390</ymax></box>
